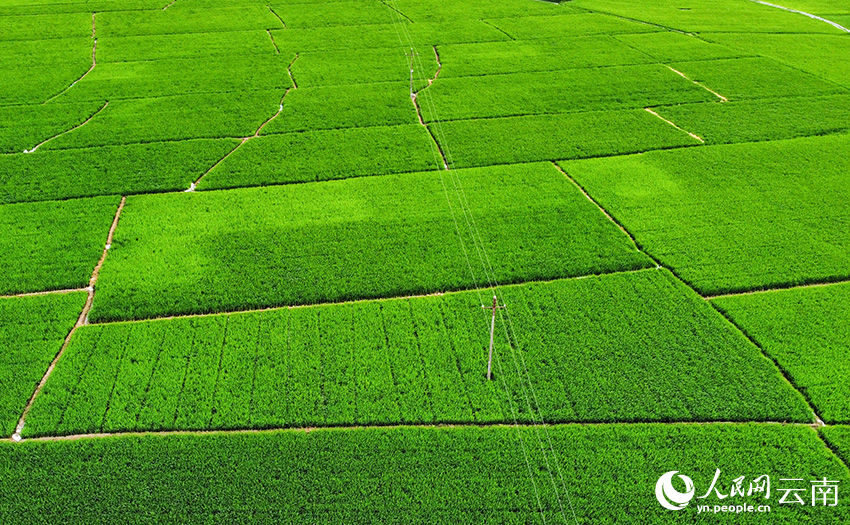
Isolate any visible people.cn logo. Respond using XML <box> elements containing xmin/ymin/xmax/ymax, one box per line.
<box><xmin>656</xmin><ymin>471</ymin><xmax>696</xmax><ymax>511</ymax></box>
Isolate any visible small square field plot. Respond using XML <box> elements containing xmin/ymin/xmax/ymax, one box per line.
<box><xmin>90</xmin><ymin>162</ymin><xmax>652</xmax><ymax>321</ymax></box>
<box><xmin>561</xmin><ymin>133</ymin><xmax>850</xmax><ymax>295</ymax></box>
<box><xmin>713</xmin><ymin>282</ymin><xmax>850</xmax><ymax>424</ymax></box>
<box><xmin>0</xmin><ymin>292</ymin><xmax>85</xmax><ymax>437</ymax></box>
<box><xmin>3</xmin><ymin>425</ymin><xmax>849</xmax><ymax>523</ymax></box>
<box><xmin>0</xmin><ymin>196</ymin><xmax>119</xmax><ymax>295</ymax></box>
<box><xmin>25</xmin><ymin>270</ymin><xmax>810</xmax><ymax>437</ymax></box>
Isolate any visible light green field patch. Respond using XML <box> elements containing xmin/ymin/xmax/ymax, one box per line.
<box><xmin>613</xmin><ymin>32</ymin><xmax>751</xmax><ymax>63</ymax></box>
<box><xmin>96</xmin><ymin>6</ymin><xmax>282</xmax><ymax>37</ymax></box>
<box><xmin>484</xmin><ymin>13</ymin><xmax>660</xmax><ymax>40</ymax></box>
<box><xmin>713</xmin><ymin>282</ymin><xmax>850</xmax><ymax>424</ymax></box>
<box><xmin>561</xmin><ymin>133</ymin><xmax>850</xmax><ymax>295</ymax></box>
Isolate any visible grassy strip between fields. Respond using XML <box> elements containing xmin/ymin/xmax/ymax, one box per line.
<box><xmin>25</xmin><ymin>270</ymin><xmax>811</xmax><ymax>437</ymax></box>
<box><xmin>713</xmin><ymin>282</ymin><xmax>850</xmax><ymax>424</ymax></box>
<box><xmin>3</xmin><ymin>424</ymin><xmax>850</xmax><ymax>523</ymax></box>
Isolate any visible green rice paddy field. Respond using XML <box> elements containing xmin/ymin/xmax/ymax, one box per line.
<box><xmin>1</xmin><ymin>0</ymin><xmax>849</xmax><ymax>522</ymax></box>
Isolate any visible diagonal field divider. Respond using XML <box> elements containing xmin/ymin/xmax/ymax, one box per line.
<box><xmin>644</xmin><ymin>107</ymin><xmax>705</xmax><ymax>143</ymax></box>
<box><xmin>12</xmin><ymin>196</ymin><xmax>126</xmax><ymax>441</ymax></box>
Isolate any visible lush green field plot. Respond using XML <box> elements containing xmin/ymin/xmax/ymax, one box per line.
<box><xmin>292</xmin><ymin>47</ymin><xmax>434</xmax><ymax>88</ymax></box>
<box><xmin>421</xmin><ymin>65</ymin><xmax>714</xmax><ymax>121</ymax></box>
<box><xmin>0</xmin><ymin>100</ymin><xmax>105</xmax><ymax>153</ymax></box>
<box><xmin>0</xmin><ymin>12</ymin><xmax>91</xmax><ymax>41</ymax></box>
<box><xmin>0</xmin><ymin>40</ymin><xmax>92</xmax><ymax>105</ymax></box>
<box><xmin>437</xmin><ymin>36</ymin><xmax>653</xmax><ymax>78</ymax></box>
<box><xmin>613</xmin><ymin>32</ymin><xmax>750</xmax><ymax>63</ymax></box>
<box><xmin>96</xmin><ymin>6</ymin><xmax>282</xmax><ymax>37</ymax></box>
<box><xmin>0</xmin><ymin>0</ymin><xmax>163</xmax><ymax>15</ymax></box>
<box><xmin>98</xmin><ymin>30</ymin><xmax>275</xmax><ymax>63</ymax></box>
<box><xmin>773</xmin><ymin>0</ymin><xmax>850</xmax><ymax>14</ymax></box>
<box><xmin>0</xmin><ymin>196</ymin><xmax>119</xmax><ymax>295</ymax></box>
<box><xmin>261</xmin><ymin>83</ymin><xmax>415</xmax><ymax>134</ymax></box>
<box><xmin>655</xmin><ymin>95</ymin><xmax>850</xmax><ymax>145</ymax></box>
<box><xmin>822</xmin><ymin>426</ymin><xmax>850</xmax><ymax>470</ymax></box>
<box><xmin>0</xmin><ymin>293</ymin><xmax>85</xmax><ymax>436</ymax></box>
<box><xmin>667</xmin><ymin>57</ymin><xmax>846</xmax><ymax>101</ymax></box>
<box><xmin>92</xmin><ymin>162</ymin><xmax>651</xmax><ymax>321</ymax></box>
<box><xmin>573</xmin><ymin>0</ymin><xmax>847</xmax><ymax>33</ymax></box>
<box><xmin>390</xmin><ymin>0</ymin><xmax>571</xmax><ymax>22</ymax></box>
<box><xmin>434</xmin><ymin>109</ymin><xmax>699</xmax><ymax>168</ymax></box>
<box><xmin>58</xmin><ymin>55</ymin><xmax>293</xmax><ymax>103</ymax></box>
<box><xmin>703</xmin><ymin>34</ymin><xmax>850</xmax><ymax>89</ymax></box>
<box><xmin>3</xmin><ymin>425</ymin><xmax>848</xmax><ymax>523</ymax></box>
<box><xmin>483</xmin><ymin>13</ymin><xmax>659</xmax><ymax>40</ymax></box>
<box><xmin>268</xmin><ymin>1</ymin><xmax>396</xmax><ymax>28</ymax></box>
<box><xmin>0</xmin><ymin>139</ymin><xmax>237</xmax><ymax>204</ymax></box>
<box><xmin>29</xmin><ymin>269</ymin><xmax>811</xmax><ymax>436</ymax></box>
<box><xmin>198</xmin><ymin>124</ymin><xmax>437</xmax><ymax>189</ymax></box>
<box><xmin>561</xmin><ymin>133</ymin><xmax>850</xmax><ymax>295</ymax></box>
<box><xmin>41</xmin><ymin>91</ymin><xmax>284</xmax><ymax>149</ymax></box>
<box><xmin>713</xmin><ymin>283</ymin><xmax>850</xmax><ymax>424</ymax></box>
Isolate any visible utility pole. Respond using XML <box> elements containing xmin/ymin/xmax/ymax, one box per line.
<box><xmin>482</xmin><ymin>295</ymin><xmax>505</xmax><ymax>381</ymax></box>
<box><xmin>406</xmin><ymin>48</ymin><xmax>418</xmax><ymax>99</ymax></box>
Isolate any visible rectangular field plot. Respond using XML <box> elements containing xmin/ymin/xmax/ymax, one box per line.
<box><xmin>436</xmin><ymin>37</ymin><xmax>653</xmax><ymax>78</ymax></box>
<box><xmin>198</xmin><ymin>124</ymin><xmax>438</xmax><ymax>189</ymax></box>
<box><xmin>267</xmin><ymin>1</ymin><xmax>397</xmax><ymax>28</ymax></box>
<box><xmin>260</xmin><ymin>82</ymin><xmax>416</xmax><ymax>134</ymax></box>
<box><xmin>0</xmin><ymin>139</ymin><xmax>238</xmax><ymax>204</ymax></box>
<box><xmin>654</xmin><ymin>95</ymin><xmax>850</xmax><ymax>145</ymax></box>
<box><xmin>97</xmin><ymin>31</ymin><xmax>275</xmax><ymax>63</ymax></box>
<box><xmin>573</xmin><ymin>0</ymin><xmax>848</xmax><ymax>33</ymax></box>
<box><xmin>91</xmin><ymin>162</ymin><xmax>651</xmax><ymax>321</ymax></box>
<box><xmin>0</xmin><ymin>196</ymin><xmax>119</xmax><ymax>294</ymax></box>
<box><xmin>703</xmin><ymin>33</ymin><xmax>850</xmax><ymax>89</ymax></box>
<box><xmin>0</xmin><ymin>40</ymin><xmax>92</xmax><ymax>105</ymax></box>
<box><xmin>713</xmin><ymin>283</ymin><xmax>850</xmax><ymax>424</ymax></box>
<box><xmin>0</xmin><ymin>12</ymin><xmax>91</xmax><ymax>41</ymax></box>
<box><xmin>667</xmin><ymin>57</ymin><xmax>846</xmax><ymax>102</ymax></box>
<box><xmin>0</xmin><ymin>100</ymin><xmax>105</xmax><ymax>154</ymax></box>
<box><xmin>0</xmin><ymin>293</ymin><xmax>85</xmax><ymax>436</ymax></box>
<box><xmin>291</xmin><ymin>47</ymin><xmax>435</xmax><ymax>88</ymax></box>
<box><xmin>390</xmin><ymin>0</ymin><xmax>572</xmax><ymax>22</ymax></box>
<box><xmin>483</xmin><ymin>13</ymin><xmax>659</xmax><ymax>40</ymax></box>
<box><xmin>561</xmin><ymin>133</ymin><xmax>850</xmax><ymax>295</ymax></box>
<box><xmin>434</xmin><ymin>109</ymin><xmax>700</xmax><ymax>168</ymax></box>
<box><xmin>5</xmin><ymin>425</ymin><xmax>847</xmax><ymax>523</ymax></box>
<box><xmin>96</xmin><ymin>6</ymin><xmax>282</xmax><ymax>37</ymax></box>
<box><xmin>28</xmin><ymin>270</ymin><xmax>809</xmax><ymax>436</ymax></box>
<box><xmin>421</xmin><ymin>65</ymin><xmax>715</xmax><ymax>121</ymax></box>
<box><xmin>40</xmin><ymin>90</ymin><xmax>285</xmax><ymax>149</ymax></box>
<box><xmin>613</xmin><ymin>32</ymin><xmax>751</xmax><ymax>63</ymax></box>
<box><xmin>56</xmin><ymin>55</ymin><xmax>293</xmax><ymax>103</ymax></box>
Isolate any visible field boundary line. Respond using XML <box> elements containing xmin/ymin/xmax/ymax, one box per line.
<box><xmin>749</xmin><ymin>0</ymin><xmax>850</xmax><ymax>33</ymax></box>
<box><xmin>0</xmin><ymin>287</ymin><xmax>88</xmax><ymax>299</ymax></box>
<box><xmin>24</xmin><ymin>101</ymin><xmax>109</xmax><ymax>154</ymax></box>
<box><xmin>552</xmin><ymin>162</ymin><xmax>660</xmax><ymax>265</ymax></box>
<box><xmin>665</xmin><ymin>65</ymin><xmax>729</xmax><ymax>102</ymax></box>
<box><xmin>410</xmin><ymin>50</ymin><xmax>449</xmax><ymax>168</ymax></box>
<box><xmin>12</xmin><ymin>196</ymin><xmax>126</xmax><ymax>441</ymax></box>
<box><xmin>705</xmin><ymin>276</ymin><xmax>850</xmax><ymax>300</ymax></box>
<box><xmin>266</xmin><ymin>29</ymin><xmax>280</xmax><ymax>54</ymax></box>
<box><xmin>267</xmin><ymin>5</ymin><xmax>286</xmax><ymax>29</ymax></box>
<box><xmin>43</xmin><ymin>36</ymin><xmax>98</xmax><ymax>104</ymax></box>
<box><xmin>644</xmin><ymin>107</ymin><xmax>705</xmax><ymax>143</ymax></box>
<box><xmin>378</xmin><ymin>0</ymin><xmax>414</xmax><ymax>24</ymax></box>
<box><xmin>189</xmin><ymin>55</ymin><xmax>298</xmax><ymax>191</ymax></box>
<box><xmin>480</xmin><ymin>19</ymin><xmax>516</xmax><ymax>40</ymax></box>
<box><xmin>162</xmin><ymin>0</ymin><xmax>177</xmax><ymax>10</ymax></box>
<box><xmin>708</xmin><ymin>301</ymin><xmax>826</xmax><ymax>428</ymax></box>
<box><xmin>91</xmin><ymin>11</ymin><xmax>97</xmax><ymax>37</ymax></box>
<box><xmin>11</xmin><ymin>420</ymin><xmax>822</xmax><ymax>443</ymax></box>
